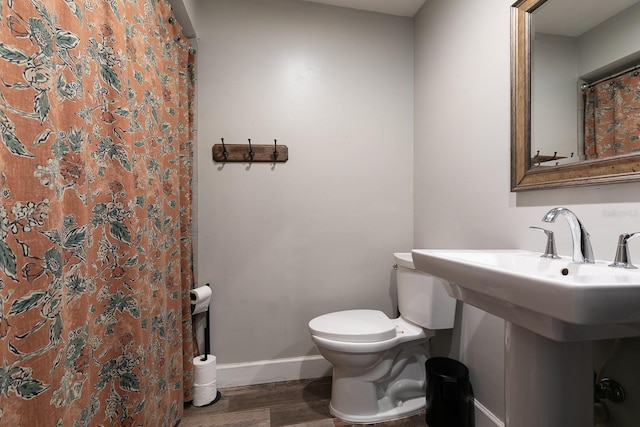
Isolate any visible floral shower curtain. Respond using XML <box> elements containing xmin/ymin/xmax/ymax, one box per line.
<box><xmin>0</xmin><ymin>0</ymin><xmax>195</xmax><ymax>425</ymax></box>
<box><xmin>584</xmin><ymin>69</ymin><xmax>640</xmax><ymax>159</ymax></box>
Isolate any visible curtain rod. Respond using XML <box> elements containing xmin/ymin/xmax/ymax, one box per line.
<box><xmin>581</xmin><ymin>64</ymin><xmax>640</xmax><ymax>91</ymax></box>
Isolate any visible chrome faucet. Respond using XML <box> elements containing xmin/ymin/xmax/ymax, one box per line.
<box><xmin>542</xmin><ymin>207</ymin><xmax>594</xmax><ymax>263</ymax></box>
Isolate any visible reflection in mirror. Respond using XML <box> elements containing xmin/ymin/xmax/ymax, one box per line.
<box><xmin>531</xmin><ymin>0</ymin><xmax>640</xmax><ymax>166</ymax></box>
<box><xmin>583</xmin><ymin>68</ymin><xmax>640</xmax><ymax>159</ymax></box>
<box><xmin>511</xmin><ymin>0</ymin><xmax>640</xmax><ymax>191</ymax></box>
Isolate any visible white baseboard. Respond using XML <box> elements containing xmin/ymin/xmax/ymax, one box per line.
<box><xmin>216</xmin><ymin>355</ymin><xmax>332</xmax><ymax>388</ymax></box>
<box><xmin>474</xmin><ymin>399</ymin><xmax>505</xmax><ymax>427</ymax></box>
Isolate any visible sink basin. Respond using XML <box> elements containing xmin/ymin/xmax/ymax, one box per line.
<box><xmin>411</xmin><ymin>249</ymin><xmax>640</xmax><ymax>341</ymax></box>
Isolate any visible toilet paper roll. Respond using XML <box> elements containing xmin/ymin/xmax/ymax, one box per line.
<box><xmin>193</xmin><ymin>354</ymin><xmax>217</xmax><ymax>385</ymax></box>
<box><xmin>190</xmin><ymin>286</ymin><xmax>212</xmax><ymax>315</ymax></box>
<box><xmin>192</xmin><ymin>379</ymin><xmax>217</xmax><ymax>407</ymax></box>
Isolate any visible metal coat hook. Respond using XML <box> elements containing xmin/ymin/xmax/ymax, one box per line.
<box><xmin>221</xmin><ymin>138</ymin><xmax>228</xmax><ymax>159</ymax></box>
<box><xmin>248</xmin><ymin>139</ymin><xmax>254</xmax><ymax>160</ymax></box>
<box><xmin>273</xmin><ymin>139</ymin><xmax>279</xmax><ymax>160</ymax></box>
<box><xmin>532</xmin><ymin>150</ymin><xmax>568</xmax><ymax>165</ymax></box>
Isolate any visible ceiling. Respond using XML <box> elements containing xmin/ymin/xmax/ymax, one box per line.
<box><xmin>296</xmin><ymin>0</ymin><xmax>426</xmax><ymax>17</ymax></box>
<box><xmin>533</xmin><ymin>0</ymin><xmax>639</xmax><ymax>37</ymax></box>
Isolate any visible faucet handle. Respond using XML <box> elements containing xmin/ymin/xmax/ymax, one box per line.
<box><xmin>609</xmin><ymin>232</ymin><xmax>640</xmax><ymax>269</ymax></box>
<box><xmin>530</xmin><ymin>226</ymin><xmax>560</xmax><ymax>259</ymax></box>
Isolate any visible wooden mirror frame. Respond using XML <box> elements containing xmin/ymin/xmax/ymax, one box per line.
<box><xmin>511</xmin><ymin>0</ymin><xmax>640</xmax><ymax>191</ymax></box>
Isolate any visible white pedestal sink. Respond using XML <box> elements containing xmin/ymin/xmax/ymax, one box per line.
<box><xmin>411</xmin><ymin>249</ymin><xmax>640</xmax><ymax>427</ymax></box>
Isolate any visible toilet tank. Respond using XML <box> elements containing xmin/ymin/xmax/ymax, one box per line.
<box><xmin>394</xmin><ymin>253</ymin><xmax>456</xmax><ymax>330</ymax></box>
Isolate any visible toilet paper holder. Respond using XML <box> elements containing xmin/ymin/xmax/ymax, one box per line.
<box><xmin>191</xmin><ymin>283</ymin><xmax>212</xmax><ymax>361</ymax></box>
<box><xmin>191</xmin><ymin>283</ymin><xmax>222</xmax><ymax>407</ymax></box>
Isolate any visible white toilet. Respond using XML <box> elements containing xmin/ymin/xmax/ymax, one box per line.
<box><xmin>308</xmin><ymin>253</ymin><xmax>457</xmax><ymax>424</ymax></box>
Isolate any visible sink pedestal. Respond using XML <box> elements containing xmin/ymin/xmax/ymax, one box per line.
<box><xmin>505</xmin><ymin>322</ymin><xmax>593</xmax><ymax>427</ymax></box>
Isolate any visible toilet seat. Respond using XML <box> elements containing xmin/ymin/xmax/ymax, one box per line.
<box><xmin>309</xmin><ymin>309</ymin><xmax>396</xmax><ymax>343</ymax></box>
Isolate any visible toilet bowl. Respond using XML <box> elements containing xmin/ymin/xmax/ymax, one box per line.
<box><xmin>308</xmin><ymin>253</ymin><xmax>457</xmax><ymax>424</ymax></box>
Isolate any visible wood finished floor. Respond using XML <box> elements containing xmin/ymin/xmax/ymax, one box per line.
<box><xmin>180</xmin><ymin>377</ymin><xmax>426</xmax><ymax>427</ymax></box>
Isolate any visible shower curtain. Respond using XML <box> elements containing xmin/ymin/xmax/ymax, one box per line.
<box><xmin>0</xmin><ymin>0</ymin><xmax>195</xmax><ymax>425</ymax></box>
<box><xmin>584</xmin><ymin>69</ymin><xmax>640</xmax><ymax>159</ymax></box>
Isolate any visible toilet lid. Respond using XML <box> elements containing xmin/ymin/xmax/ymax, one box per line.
<box><xmin>309</xmin><ymin>309</ymin><xmax>396</xmax><ymax>343</ymax></box>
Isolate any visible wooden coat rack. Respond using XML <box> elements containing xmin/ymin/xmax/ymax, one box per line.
<box><xmin>212</xmin><ymin>139</ymin><xmax>289</xmax><ymax>163</ymax></box>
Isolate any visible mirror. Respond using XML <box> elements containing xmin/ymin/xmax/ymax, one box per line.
<box><xmin>511</xmin><ymin>0</ymin><xmax>640</xmax><ymax>191</ymax></box>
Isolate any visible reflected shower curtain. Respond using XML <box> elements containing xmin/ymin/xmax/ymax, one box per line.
<box><xmin>584</xmin><ymin>69</ymin><xmax>640</xmax><ymax>159</ymax></box>
<box><xmin>0</xmin><ymin>0</ymin><xmax>195</xmax><ymax>425</ymax></box>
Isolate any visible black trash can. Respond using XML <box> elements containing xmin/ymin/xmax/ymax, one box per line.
<box><xmin>425</xmin><ymin>357</ymin><xmax>474</xmax><ymax>427</ymax></box>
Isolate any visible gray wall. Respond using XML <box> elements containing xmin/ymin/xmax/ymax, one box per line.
<box><xmin>181</xmin><ymin>0</ymin><xmax>640</xmax><ymax>424</ymax></box>
<box><xmin>577</xmin><ymin>1</ymin><xmax>640</xmax><ymax>77</ymax></box>
<box><xmin>414</xmin><ymin>0</ymin><xmax>640</xmax><ymax>425</ymax></box>
<box><xmin>194</xmin><ymin>0</ymin><xmax>414</xmax><ymax>363</ymax></box>
<box><xmin>413</xmin><ymin>0</ymin><xmax>511</xmax><ymax>421</ymax></box>
<box><xmin>532</xmin><ymin>33</ymin><xmax>579</xmax><ymax>163</ymax></box>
